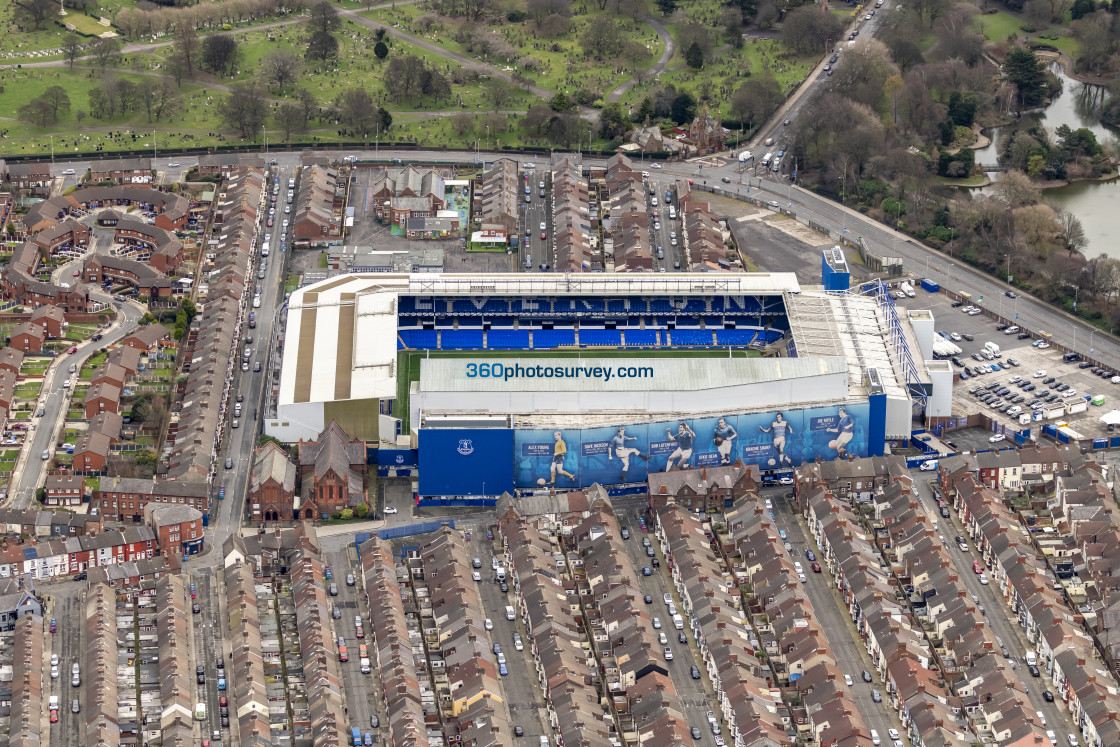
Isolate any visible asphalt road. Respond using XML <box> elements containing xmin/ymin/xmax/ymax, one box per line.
<box><xmin>617</xmin><ymin>518</ymin><xmax>719</xmax><ymax>742</ymax></box>
<box><xmin>763</xmin><ymin>486</ymin><xmax>905</xmax><ymax>741</ymax></box>
<box><xmin>912</xmin><ymin>475</ymin><xmax>1075</xmax><ymax>734</ymax></box>
<box><xmin>470</xmin><ymin>533</ymin><xmax>548</xmax><ymax>740</ymax></box>
<box><xmin>520</xmin><ymin>165</ymin><xmax>549</xmax><ymax>273</ymax></box>
<box><xmin>192</xmin><ymin>574</ymin><xmax>226</xmax><ymax>740</ymax></box>
<box><xmin>47</xmin><ymin>586</ymin><xmax>83</xmax><ymax>747</ymax></box>
<box><xmin>9</xmin><ymin>292</ymin><xmax>143</xmax><ymax>510</ymax></box>
<box><xmin>324</xmin><ymin>545</ymin><xmax>384</xmax><ymax>741</ymax></box>
<box><xmin>206</xmin><ymin>164</ymin><xmax>293</xmax><ymax>550</ymax></box>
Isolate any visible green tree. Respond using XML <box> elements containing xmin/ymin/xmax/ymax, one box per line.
<box><xmin>635</xmin><ymin>96</ymin><xmax>653</xmax><ymax>123</ymax></box>
<box><xmin>947</xmin><ymin>90</ymin><xmax>978</xmax><ymax>127</ymax></box>
<box><xmin>550</xmin><ymin>92</ymin><xmax>572</xmax><ymax>111</ymax></box>
<box><xmin>1003</xmin><ymin>47</ymin><xmax>1047</xmax><ymax>111</ymax></box>
<box><xmin>14</xmin><ymin>0</ymin><xmax>54</xmax><ymax>30</ymax></box>
<box><xmin>670</xmin><ymin>91</ymin><xmax>696</xmax><ymax>124</ymax></box>
<box><xmin>135</xmin><ymin>450</ymin><xmax>158</xmax><ymax>467</ymax></box>
<box><xmin>355</xmin><ymin>503</ymin><xmax>369</xmax><ymax>518</ymax></box>
<box><xmin>1071</xmin><ymin>0</ymin><xmax>1096</xmax><ymax>18</ymax></box>
<box><xmin>655</xmin><ymin>0</ymin><xmax>677</xmax><ymax>13</ymax></box>
<box><xmin>685</xmin><ymin>41</ymin><xmax>704</xmax><ymax>69</ymax></box>
<box><xmin>599</xmin><ymin>102</ymin><xmax>631</xmax><ymax>138</ymax></box>
<box><xmin>340</xmin><ymin>508</ymin><xmax>354</xmax><ymax>520</ymax></box>
<box><xmin>580</xmin><ymin>19</ymin><xmax>624</xmax><ymax>59</ymax></box>
<box><xmin>374</xmin><ymin>40</ymin><xmax>389</xmax><ymax>60</ymax></box>
<box><xmin>259</xmin><ymin>434</ymin><xmax>285</xmax><ymax>448</ymax></box>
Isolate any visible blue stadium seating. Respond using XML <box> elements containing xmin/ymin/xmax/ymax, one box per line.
<box><xmin>487</xmin><ymin>329</ymin><xmax>532</xmax><ymax>350</ymax></box>
<box><xmin>649</xmin><ymin>299</ymin><xmax>676</xmax><ymax>314</ymax></box>
<box><xmin>452</xmin><ymin>300</ymin><xmax>480</xmax><ymax>315</ymax></box>
<box><xmin>607</xmin><ymin>299</ymin><xmax>633</xmax><ymax>314</ymax></box>
<box><xmin>680</xmin><ymin>299</ymin><xmax>707</xmax><ymax>314</ymax></box>
<box><xmin>624</xmin><ymin>329</ymin><xmax>658</xmax><ymax>346</ymax></box>
<box><xmin>397</xmin><ymin>296</ymin><xmax>418</xmax><ymax>315</ymax></box>
<box><xmin>436</xmin><ymin>319</ymin><xmax>456</xmax><ymax>328</ymax></box>
<box><xmin>533</xmin><ymin>329</ymin><xmax>576</xmax><ymax>348</ymax></box>
<box><xmin>514</xmin><ymin>298</ymin><xmax>552</xmax><ymax>315</ymax></box>
<box><xmin>399</xmin><ymin>329</ymin><xmax>438</xmax><ymax>349</ymax></box>
<box><xmin>725</xmin><ymin>296</ymin><xmax>762</xmax><ymax>315</ymax></box>
<box><xmin>556</xmin><ymin>298</ymin><xmax>606</xmax><ymax>315</ymax></box>
<box><xmin>759</xmin><ymin>330</ymin><xmax>785</xmax><ymax>344</ymax></box>
<box><xmin>441</xmin><ymin>329</ymin><xmax>485</xmax><ymax>349</ymax></box>
<box><xmin>671</xmin><ymin>329</ymin><xmax>715</xmax><ymax>346</ymax></box>
<box><xmin>708</xmin><ymin>297</ymin><xmax>724</xmax><ymax>313</ymax></box>
<box><xmin>581</xmin><ymin>329</ymin><xmax>622</xmax><ymax>347</ymax></box>
<box><xmin>761</xmin><ymin>297</ymin><xmax>786</xmax><ymax>315</ymax></box>
<box><xmin>715</xmin><ymin>329</ymin><xmax>758</xmax><ymax>347</ymax></box>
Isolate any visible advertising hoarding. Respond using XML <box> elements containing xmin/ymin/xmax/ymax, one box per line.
<box><xmin>512</xmin><ymin>402</ymin><xmax>870</xmax><ymax>489</ymax></box>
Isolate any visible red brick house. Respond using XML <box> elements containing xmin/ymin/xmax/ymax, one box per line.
<box><xmin>119</xmin><ymin>324</ymin><xmax>171</xmax><ymax>353</ymax></box>
<box><xmin>29</xmin><ymin>306</ymin><xmax>65</xmax><ymax>338</ymax></box>
<box><xmin>72</xmin><ymin>432</ymin><xmax>111</xmax><ymax>473</ymax></box>
<box><xmin>9</xmin><ymin>323</ymin><xmax>44</xmax><ymax>353</ymax></box>
<box><xmin>0</xmin><ymin>370</ymin><xmax>16</xmax><ymax>413</ymax></box>
<box><xmin>96</xmin><ymin>476</ymin><xmax>209</xmax><ymax>523</ymax></box>
<box><xmin>90</xmin><ymin>363</ymin><xmax>128</xmax><ymax>392</ymax></box>
<box><xmin>84</xmin><ymin>382</ymin><xmax>121</xmax><ymax>419</ymax></box>
<box><xmin>143</xmin><ymin>503</ymin><xmax>204</xmax><ymax>556</ymax></box>
<box><xmin>297</xmin><ymin>422</ymin><xmax>368</xmax><ymax>520</ymax></box>
<box><xmin>44</xmin><ymin>473</ymin><xmax>84</xmax><ymax>507</ymax></box>
<box><xmin>105</xmin><ymin>347</ymin><xmax>141</xmax><ymax>376</ymax></box>
<box><xmin>0</xmin><ymin>348</ymin><xmax>23</xmax><ymax>376</ymax></box>
<box><xmin>250</xmin><ymin>441</ymin><xmax>297</xmax><ymax>522</ymax></box>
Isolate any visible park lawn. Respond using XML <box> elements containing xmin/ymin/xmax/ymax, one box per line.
<box><xmin>0</xmin><ymin>68</ymin><xmax>222</xmax><ymax>157</ymax></box>
<box><xmin>617</xmin><ymin>38</ymin><xmax>814</xmax><ymax>122</ymax></box>
<box><xmin>361</xmin><ymin>7</ymin><xmax>661</xmax><ymax>101</ymax></box>
<box><xmin>0</xmin><ymin>461</ymin><xmax>14</xmax><ymax>473</ymax></box>
<box><xmin>63</xmin><ymin>13</ymin><xmax>110</xmax><ymax>37</ymax></box>
<box><xmin>974</xmin><ymin>9</ymin><xmax>1080</xmax><ymax>57</ymax></box>
<box><xmin>975</xmin><ymin>10</ymin><xmax>1028</xmax><ymax>44</ymax></box>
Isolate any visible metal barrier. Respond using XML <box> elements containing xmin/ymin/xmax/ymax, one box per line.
<box><xmin>353</xmin><ymin>519</ymin><xmax>457</xmax><ymax>548</ymax></box>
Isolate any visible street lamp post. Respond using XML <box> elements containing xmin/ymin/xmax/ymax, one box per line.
<box><xmin>486</xmin><ymin>125</ymin><xmax>490</xmax><ymax>154</ymax></box>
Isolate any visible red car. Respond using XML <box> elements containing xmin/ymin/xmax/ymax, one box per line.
<box><xmin>973</xmin><ymin>562</ymin><xmax>983</xmax><ymax>574</ymax></box>
<box><xmin>811</xmin><ymin>562</ymin><xmax>821</xmax><ymax>573</ymax></box>
<box><xmin>267</xmin><ymin>218</ymin><xmax>274</xmax><ymax>227</ymax></box>
<box><xmin>540</xmin><ymin>232</ymin><xmax>547</xmax><ymax>240</ymax></box>
<box><xmin>67</xmin><ymin>346</ymin><xmax>77</xmax><ymax>354</ymax></box>
<box><xmin>219</xmin><ymin>697</ymin><xmax>228</xmax><ymax>708</ymax></box>
<box><xmin>49</xmin><ymin>710</ymin><xmax>58</xmax><ymax>723</ymax></box>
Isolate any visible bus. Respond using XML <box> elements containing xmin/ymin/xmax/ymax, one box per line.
<box><xmin>352</xmin><ymin>727</ymin><xmax>362</xmax><ymax>746</ymax></box>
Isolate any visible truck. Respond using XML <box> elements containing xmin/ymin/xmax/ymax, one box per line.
<box><xmin>900</xmin><ymin>281</ymin><xmax>916</xmax><ymax>297</ymax></box>
<box><xmin>1025</xmin><ymin>651</ymin><xmax>1037</xmax><ymax>666</ymax></box>
<box><xmin>195</xmin><ymin>703</ymin><xmax>206</xmax><ymax>721</ymax></box>
<box><xmin>983</xmin><ymin>341</ymin><xmax>1001</xmax><ymax>357</ymax></box>
<box><xmin>920</xmin><ymin>278</ymin><xmax>939</xmax><ymax>293</ymax></box>
<box><xmin>1091</xmin><ymin>394</ymin><xmax>1106</xmax><ymax>406</ymax></box>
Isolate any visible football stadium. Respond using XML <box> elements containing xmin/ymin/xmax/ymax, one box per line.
<box><xmin>268</xmin><ymin>262</ymin><xmax>947</xmax><ymax>501</ymax></box>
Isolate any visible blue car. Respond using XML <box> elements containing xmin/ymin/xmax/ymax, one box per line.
<box><xmin>499</xmin><ymin>664</ymin><xmax>508</xmax><ymax>676</ymax></box>
<box><xmin>217</xmin><ymin>678</ymin><xmax>226</xmax><ymax>691</ymax></box>
<box><xmin>960</xmin><ymin>371</ymin><xmax>970</xmax><ymax>380</ymax></box>
<box><xmin>493</xmin><ymin>643</ymin><xmax>501</xmax><ymax>654</ymax></box>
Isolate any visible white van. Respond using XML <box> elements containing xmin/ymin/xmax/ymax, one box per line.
<box><xmin>672</xmin><ymin>614</ymin><xmax>684</xmax><ymax>630</ymax></box>
<box><xmin>1036</xmin><ymin>711</ymin><xmax>1046</xmax><ymax>726</ymax></box>
<box><xmin>505</xmin><ymin>605</ymin><xmax>516</xmax><ymax>621</ymax></box>
<box><xmin>1045</xmin><ymin>731</ymin><xmax>1056</xmax><ymax>745</ymax></box>
<box><xmin>984</xmin><ymin>341</ymin><xmax>1001</xmax><ymax>357</ymax></box>
<box><xmin>761</xmin><ymin>153</ymin><xmax>773</xmax><ymax>167</ymax></box>
<box><xmin>870</xmin><ymin>730</ymin><xmax>881</xmax><ymax>746</ymax></box>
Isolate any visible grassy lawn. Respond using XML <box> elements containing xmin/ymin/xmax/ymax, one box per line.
<box><xmin>11</xmin><ymin>411</ymin><xmax>29</xmax><ymax>420</ymax></box>
<box><xmin>86</xmin><ymin>352</ymin><xmax>107</xmax><ymax>368</ymax></box>
<box><xmin>617</xmin><ymin>38</ymin><xmax>814</xmax><ymax>123</ymax></box>
<box><xmin>85</xmin><ymin>476</ymin><xmax>99</xmax><ymax>492</ymax></box>
<box><xmin>362</xmin><ymin>7</ymin><xmax>661</xmax><ymax>101</ymax></box>
<box><xmin>284</xmin><ymin>274</ymin><xmax>301</xmax><ymax>293</ymax></box>
<box><xmin>67</xmin><ymin>323</ymin><xmax>100</xmax><ymax>338</ymax></box>
<box><xmin>14</xmin><ymin>385</ymin><xmax>41</xmax><ymax>399</ymax></box>
<box><xmin>975</xmin><ymin>10</ymin><xmax>1081</xmax><ymax>57</ymax></box>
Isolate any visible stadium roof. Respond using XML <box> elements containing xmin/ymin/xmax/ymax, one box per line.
<box><xmin>784</xmin><ymin>290</ymin><xmax>914</xmax><ymax>402</ymax></box>
<box><xmin>278</xmin><ymin>272</ymin><xmax>802</xmax><ymax>408</ymax></box>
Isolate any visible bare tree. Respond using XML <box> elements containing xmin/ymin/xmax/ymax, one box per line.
<box><xmin>264</xmin><ymin>50</ymin><xmax>301</xmax><ymax>95</ymax></box>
